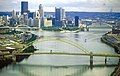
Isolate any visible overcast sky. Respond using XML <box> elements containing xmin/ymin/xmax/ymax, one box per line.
<box><xmin>0</xmin><ymin>0</ymin><xmax>120</xmax><ymax>12</ymax></box>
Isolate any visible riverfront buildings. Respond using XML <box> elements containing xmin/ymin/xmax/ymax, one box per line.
<box><xmin>2</xmin><ymin>1</ymin><xmax>119</xmax><ymax>30</ymax></box>
<box><xmin>0</xmin><ymin>1</ymin><xmax>83</xmax><ymax>29</ymax></box>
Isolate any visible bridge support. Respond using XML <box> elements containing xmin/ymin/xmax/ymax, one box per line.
<box><xmin>86</xmin><ymin>26</ymin><xmax>89</xmax><ymax>31</ymax></box>
<box><xmin>12</xmin><ymin>52</ymin><xmax>16</xmax><ymax>63</ymax></box>
<box><xmin>105</xmin><ymin>57</ymin><xmax>107</xmax><ymax>65</ymax></box>
<box><xmin>90</xmin><ymin>52</ymin><xmax>93</xmax><ymax>69</ymax></box>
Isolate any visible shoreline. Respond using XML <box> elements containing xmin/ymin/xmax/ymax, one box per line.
<box><xmin>0</xmin><ymin>32</ymin><xmax>37</xmax><ymax>69</ymax></box>
<box><xmin>101</xmin><ymin>32</ymin><xmax>120</xmax><ymax>76</ymax></box>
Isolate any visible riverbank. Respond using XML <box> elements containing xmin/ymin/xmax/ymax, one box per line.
<box><xmin>101</xmin><ymin>33</ymin><xmax>120</xmax><ymax>53</ymax></box>
<box><xmin>101</xmin><ymin>32</ymin><xmax>120</xmax><ymax>76</ymax></box>
<box><xmin>0</xmin><ymin>30</ymin><xmax>37</xmax><ymax>69</ymax></box>
<box><xmin>41</xmin><ymin>26</ymin><xmax>85</xmax><ymax>32</ymax></box>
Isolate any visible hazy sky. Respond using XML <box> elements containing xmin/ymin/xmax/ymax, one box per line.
<box><xmin>0</xmin><ymin>0</ymin><xmax>120</xmax><ymax>12</ymax></box>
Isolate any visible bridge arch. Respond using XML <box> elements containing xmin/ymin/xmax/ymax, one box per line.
<box><xmin>35</xmin><ymin>36</ymin><xmax>89</xmax><ymax>54</ymax></box>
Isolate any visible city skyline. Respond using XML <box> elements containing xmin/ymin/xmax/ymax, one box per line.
<box><xmin>0</xmin><ymin>0</ymin><xmax>120</xmax><ymax>12</ymax></box>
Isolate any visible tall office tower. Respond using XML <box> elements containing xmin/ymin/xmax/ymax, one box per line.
<box><xmin>38</xmin><ymin>4</ymin><xmax>44</xmax><ymax>18</ymax></box>
<box><xmin>38</xmin><ymin>4</ymin><xmax>44</xmax><ymax>28</ymax></box>
<box><xmin>21</xmin><ymin>1</ymin><xmax>28</xmax><ymax>15</ymax></box>
<box><xmin>75</xmin><ymin>16</ymin><xmax>79</xmax><ymax>27</ymax></box>
<box><xmin>55</xmin><ymin>7</ymin><xmax>62</xmax><ymax>21</ymax></box>
<box><xmin>12</xmin><ymin>10</ymin><xmax>16</xmax><ymax>19</ymax></box>
<box><xmin>55</xmin><ymin>7</ymin><xmax>65</xmax><ymax>27</ymax></box>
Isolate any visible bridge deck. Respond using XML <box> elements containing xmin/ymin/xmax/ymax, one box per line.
<box><xmin>1</xmin><ymin>52</ymin><xmax>120</xmax><ymax>58</ymax></box>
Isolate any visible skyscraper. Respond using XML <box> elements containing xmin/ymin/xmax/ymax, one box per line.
<box><xmin>21</xmin><ymin>1</ymin><xmax>28</xmax><ymax>15</ymax></box>
<box><xmin>55</xmin><ymin>7</ymin><xmax>62</xmax><ymax>21</ymax></box>
<box><xmin>75</xmin><ymin>16</ymin><xmax>79</xmax><ymax>27</ymax></box>
<box><xmin>38</xmin><ymin>4</ymin><xmax>44</xmax><ymax>28</ymax></box>
<box><xmin>12</xmin><ymin>10</ymin><xmax>16</xmax><ymax>19</ymax></box>
<box><xmin>38</xmin><ymin>4</ymin><xmax>44</xmax><ymax>18</ymax></box>
<box><xmin>55</xmin><ymin>7</ymin><xmax>65</xmax><ymax>27</ymax></box>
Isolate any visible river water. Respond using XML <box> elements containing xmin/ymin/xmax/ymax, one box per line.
<box><xmin>0</xmin><ymin>28</ymin><xmax>119</xmax><ymax>76</ymax></box>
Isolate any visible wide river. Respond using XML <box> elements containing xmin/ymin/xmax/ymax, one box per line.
<box><xmin>0</xmin><ymin>28</ymin><xmax>119</xmax><ymax>76</ymax></box>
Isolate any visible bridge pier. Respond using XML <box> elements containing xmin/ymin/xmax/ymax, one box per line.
<box><xmin>12</xmin><ymin>52</ymin><xmax>16</xmax><ymax>63</ymax></box>
<box><xmin>86</xmin><ymin>26</ymin><xmax>89</xmax><ymax>31</ymax></box>
<box><xmin>105</xmin><ymin>57</ymin><xmax>107</xmax><ymax>65</ymax></box>
<box><xmin>90</xmin><ymin>52</ymin><xmax>93</xmax><ymax>69</ymax></box>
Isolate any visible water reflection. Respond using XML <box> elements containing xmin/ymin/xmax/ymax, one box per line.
<box><xmin>0</xmin><ymin>64</ymin><xmax>115</xmax><ymax>76</ymax></box>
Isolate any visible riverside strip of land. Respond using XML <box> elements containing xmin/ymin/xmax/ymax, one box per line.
<box><xmin>101</xmin><ymin>32</ymin><xmax>120</xmax><ymax>76</ymax></box>
<box><xmin>0</xmin><ymin>29</ymin><xmax>37</xmax><ymax>69</ymax></box>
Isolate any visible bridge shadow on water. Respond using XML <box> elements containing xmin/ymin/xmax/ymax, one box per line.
<box><xmin>8</xmin><ymin>63</ymin><xmax>116</xmax><ymax>76</ymax></box>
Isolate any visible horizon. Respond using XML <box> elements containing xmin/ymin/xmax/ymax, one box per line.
<box><xmin>0</xmin><ymin>11</ymin><xmax>120</xmax><ymax>13</ymax></box>
<box><xmin>0</xmin><ymin>0</ymin><xmax>120</xmax><ymax>12</ymax></box>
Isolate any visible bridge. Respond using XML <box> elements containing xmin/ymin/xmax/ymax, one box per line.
<box><xmin>1</xmin><ymin>51</ymin><xmax>120</xmax><ymax>67</ymax></box>
<box><xmin>87</xmin><ymin>23</ymin><xmax>112</xmax><ymax>29</ymax></box>
<box><xmin>0</xmin><ymin>36</ymin><xmax>119</xmax><ymax>67</ymax></box>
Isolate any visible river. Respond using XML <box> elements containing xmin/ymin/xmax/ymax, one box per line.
<box><xmin>0</xmin><ymin>28</ymin><xmax>119</xmax><ymax>76</ymax></box>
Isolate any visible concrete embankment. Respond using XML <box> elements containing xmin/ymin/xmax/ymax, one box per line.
<box><xmin>101</xmin><ymin>33</ymin><xmax>120</xmax><ymax>76</ymax></box>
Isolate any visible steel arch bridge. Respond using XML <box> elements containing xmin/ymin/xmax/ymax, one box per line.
<box><xmin>1</xmin><ymin>36</ymin><xmax>120</xmax><ymax>66</ymax></box>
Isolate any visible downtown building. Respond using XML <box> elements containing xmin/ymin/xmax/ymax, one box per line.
<box><xmin>39</xmin><ymin>4</ymin><xmax>44</xmax><ymax>28</ymax></box>
<box><xmin>31</xmin><ymin>4</ymin><xmax>44</xmax><ymax>28</ymax></box>
<box><xmin>54</xmin><ymin>7</ymin><xmax>65</xmax><ymax>28</ymax></box>
<box><xmin>9</xmin><ymin>10</ymin><xmax>17</xmax><ymax>26</ymax></box>
<box><xmin>18</xmin><ymin>1</ymin><xmax>29</xmax><ymax>26</ymax></box>
<box><xmin>75</xmin><ymin>16</ymin><xmax>79</xmax><ymax>27</ymax></box>
<box><xmin>38</xmin><ymin>4</ymin><xmax>44</xmax><ymax>18</ymax></box>
<box><xmin>21</xmin><ymin>1</ymin><xmax>28</xmax><ymax>15</ymax></box>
